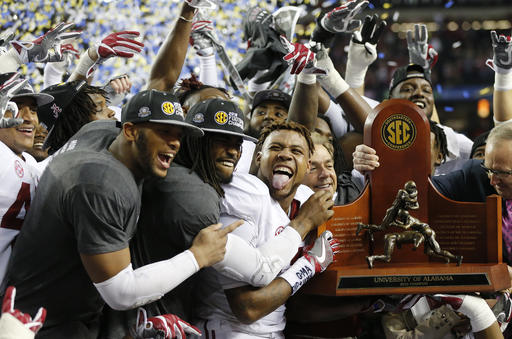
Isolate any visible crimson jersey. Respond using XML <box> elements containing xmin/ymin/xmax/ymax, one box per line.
<box><xmin>0</xmin><ymin>141</ymin><xmax>38</xmax><ymax>289</ymax></box>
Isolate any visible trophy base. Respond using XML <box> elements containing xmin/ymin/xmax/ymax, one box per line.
<box><xmin>303</xmin><ymin>263</ymin><xmax>511</xmax><ymax>296</ymax></box>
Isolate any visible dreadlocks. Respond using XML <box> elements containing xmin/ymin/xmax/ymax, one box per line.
<box><xmin>45</xmin><ymin>82</ymin><xmax>107</xmax><ymax>155</ymax></box>
<box><xmin>175</xmin><ymin>133</ymin><xmax>225</xmax><ymax>197</ymax></box>
<box><xmin>429</xmin><ymin>120</ymin><xmax>448</xmax><ymax>164</ymax></box>
<box><xmin>175</xmin><ymin>74</ymin><xmax>229</xmax><ymax>106</ymax></box>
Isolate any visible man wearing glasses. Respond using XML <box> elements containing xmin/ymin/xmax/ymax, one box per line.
<box><xmin>354</xmin><ymin>121</ymin><xmax>512</xmax><ymax>264</ymax></box>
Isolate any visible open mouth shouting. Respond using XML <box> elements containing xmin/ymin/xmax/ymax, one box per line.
<box><xmin>157</xmin><ymin>151</ymin><xmax>175</xmax><ymax>169</ymax></box>
<box><xmin>272</xmin><ymin>165</ymin><xmax>294</xmax><ymax>190</ymax></box>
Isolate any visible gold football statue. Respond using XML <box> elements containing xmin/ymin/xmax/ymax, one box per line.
<box><xmin>356</xmin><ymin>181</ymin><xmax>463</xmax><ymax>269</ymax></box>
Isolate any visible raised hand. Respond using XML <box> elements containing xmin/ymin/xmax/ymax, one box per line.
<box><xmin>321</xmin><ymin>0</ymin><xmax>369</xmax><ymax>34</ymax></box>
<box><xmin>10</xmin><ymin>22</ymin><xmax>81</xmax><ymax>63</ymax></box>
<box><xmin>0</xmin><ymin>286</ymin><xmax>46</xmax><ymax>335</ymax></box>
<box><xmin>0</xmin><ymin>72</ymin><xmax>27</xmax><ymax>128</ymax></box>
<box><xmin>303</xmin><ymin>231</ymin><xmax>340</xmax><ymax>273</ymax></box>
<box><xmin>96</xmin><ymin>31</ymin><xmax>144</xmax><ymax>61</ymax></box>
<box><xmin>293</xmin><ymin>190</ymin><xmax>334</xmax><ymax>237</ymax></box>
<box><xmin>346</xmin><ymin>14</ymin><xmax>386</xmax><ymax>87</ymax></box>
<box><xmin>486</xmin><ymin>30</ymin><xmax>512</xmax><ymax>73</ymax></box>
<box><xmin>352</xmin><ymin>144</ymin><xmax>379</xmax><ymax>173</ymax></box>
<box><xmin>185</xmin><ymin>0</ymin><xmax>218</xmax><ymax>10</ymax></box>
<box><xmin>280</xmin><ymin>36</ymin><xmax>326</xmax><ymax>75</ymax></box>
<box><xmin>132</xmin><ymin>307</ymin><xmax>201</xmax><ymax>339</ymax></box>
<box><xmin>189</xmin><ymin>19</ymin><xmax>215</xmax><ymax>57</ymax></box>
<box><xmin>406</xmin><ymin>24</ymin><xmax>438</xmax><ymax>70</ymax></box>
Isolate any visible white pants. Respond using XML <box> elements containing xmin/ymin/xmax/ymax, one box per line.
<box><xmin>193</xmin><ymin>319</ymin><xmax>285</xmax><ymax>339</ymax></box>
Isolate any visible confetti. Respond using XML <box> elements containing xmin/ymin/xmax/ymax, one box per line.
<box><xmin>452</xmin><ymin>41</ymin><xmax>462</xmax><ymax>48</ymax></box>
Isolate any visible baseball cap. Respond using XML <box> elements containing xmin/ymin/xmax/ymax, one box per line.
<box><xmin>389</xmin><ymin>64</ymin><xmax>433</xmax><ymax>94</ymax></box>
<box><xmin>251</xmin><ymin>89</ymin><xmax>291</xmax><ymax>114</ymax></box>
<box><xmin>11</xmin><ymin>81</ymin><xmax>54</xmax><ymax>107</ymax></box>
<box><xmin>186</xmin><ymin>98</ymin><xmax>257</xmax><ymax>142</ymax></box>
<box><xmin>37</xmin><ymin>80</ymin><xmax>87</xmax><ymax>132</ymax></box>
<box><xmin>122</xmin><ymin>89</ymin><xmax>204</xmax><ymax>137</ymax></box>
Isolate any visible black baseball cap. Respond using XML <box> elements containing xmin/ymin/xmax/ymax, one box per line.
<box><xmin>251</xmin><ymin>89</ymin><xmax>291</xmax><ymax>114</ymax></box>
<box><xmin>38</xmin><ymin>80</ymin><xmax>86</xmax><ymax>132</ymax></box>
<box><xmin>389</xmin><ymin>64</ymin><xmax>433</xmax><ymax>94</ymax></box>
<box><xmin>186</xmin><ymin>98</ymin><xmax>257</xmax><ymax>142</ymax></box>
<box><xmin>122</xmin><ymin>89</ymin><xmax>203</xmax><ymax>137</ymax></box>
<box><xmin>11</xmin><ymin>81</ymin><xmax>54</xmax><ymax>107</ymax></box>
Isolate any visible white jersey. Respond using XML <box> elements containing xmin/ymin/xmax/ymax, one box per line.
<box><xmin>434</xmin><ymin>124</ymin><xmax>473</xmax><ymax>176</ymax></box>
<box><xmin>0</xmin><ymin>141</ymin><xmax>39</xmax><ymax>288</ymax></box>
<box><xmin>235</xmin><ymin>139</ymin><xmax>256</xmax><ymax>174</ymax></box>
<box><xmin>195</xmin><ymin>173</ymin><xmax>312</xmax><ymax>337</ymax></box>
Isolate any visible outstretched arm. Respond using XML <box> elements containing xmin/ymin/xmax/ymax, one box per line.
<box><xmin>146</xmin><ymin>3</ymin><xmax>197</xmax><ymax>91</ymax></box>
<box><xmin>487</xmin><ymin>30</ymin><xmax>512</xmax><ymax>124</ymax></box>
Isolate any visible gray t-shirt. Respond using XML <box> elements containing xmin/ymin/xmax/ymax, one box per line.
<box><xmin>130</xmin><ymin>162</ymin><xmax>220</xmax><ymax>319</ymax></box>
<box><xmin>6</xmin><ymin>146</ymin><xmax>141</xmax><ymax>332</ymax></box>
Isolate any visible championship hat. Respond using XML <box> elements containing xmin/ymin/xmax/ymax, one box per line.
<box><xmin>389</xmin><ymin>64</ymin><xmax>433</xmax><ymax>94</ymax></box>
<box><xmin>186</xmin><ymin>98</ymin><xmax>257</xmax><ymax>142</ymax></box>
<box><xmin>122</xmin><ymin>89</ymin><xmax>204</xmax><ymax>137</ymax></box>
<box><xmin>37</xmin><ymin>80</ymin><xmax>86</xmax><ymax>133</ymax></box>
<box><xmin>11</xmin><ymin>81</ymin><xmax>54</xmax><ymax>107</ymax></box>
<box><xmin>251</xmin><ymin>89</ymin><xmax>291</xmax><ymax>114</ymax></box>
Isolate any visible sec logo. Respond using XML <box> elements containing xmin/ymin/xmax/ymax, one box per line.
<box><xmin>161</xmin><ymin>101</ymin><xmax>175</xmax><ymax>115</ymax></box>
<box><xmin>381</xmin><ymin>114</ymin><xmax>416</xmax><ymax>151</ymax></box>
<box><xmin>215</xmin><ymin>111</ymin><xmax>228</xmax><ymax>125</ymax></box>
<box><xmin>14</xmin><ymin>160</ymin><xmax>24</xmax><ymax>178</ymax></box>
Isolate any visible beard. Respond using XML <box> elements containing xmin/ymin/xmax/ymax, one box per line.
<box><xmin>135</xmin><ymin>130</ymin><xmax>160</xmax><ymax>179</ymax></box>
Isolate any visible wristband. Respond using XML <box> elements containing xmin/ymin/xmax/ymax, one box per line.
<box><xmin>495</xmin><ymin>71</ymin><xmax>512</xmax><ymax>91</ymax></box>
<box><xmin>248</xmin><ymin>74</ymin><xmax>270</xmax><ymax>93</ymax></box>
<box><xmin>319</xmin><ymin>74</ymin><xmax>350</xmax><ymax>99</ymax></box>
<box><xmin>279</xmin><ymin>256</ymin><xmax>314</xmax><ymax>295</ymax></box>
<box><xmin>297</xmin><ymin>72</ymin><xmax>316</xmax><ymax>85</ymax></box>
<box><xmin>457</xmin><ymin>295</ymin><xmax>497</xmax><ymax>333</ymax></box>
<box><xmin>74</xmin><ymin>50</ymin><xmax>97</xmax><ymax>77</ymax></box>
<box><xmin>0</xmin><ymin>48</ymin><xmax>22</xmax><ymax>73</ymax></box>
<box><xmin>0</xmin><ymin>313</ymin><xmax>35</xmax><ymax>339</ymax></box>
<box><xmin>199</xmin><ymin>54</ymin><xmax>218</xmax><ymax>86</ymax></box>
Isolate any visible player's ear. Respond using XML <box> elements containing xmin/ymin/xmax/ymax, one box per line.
<box><xmin>123</xmin><ymin>122</ymin><xmax>137</xmax><ymax>142</ymax></box>
<box><xmin>255</xmin><ymin>151</ymin><xmax>262</xmax><ymax>167</ymax></box>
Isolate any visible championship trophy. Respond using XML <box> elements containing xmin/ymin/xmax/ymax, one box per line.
<box><xmin>303</xmin><ymin>99</ymin><xmax>510</xmax><ymax>296</ymax></box>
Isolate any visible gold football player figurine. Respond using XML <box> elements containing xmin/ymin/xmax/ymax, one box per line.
<box><xmin>356</xmin><ymin>181</ymin><xmax>463</xmax><ymax>269</ymax></box>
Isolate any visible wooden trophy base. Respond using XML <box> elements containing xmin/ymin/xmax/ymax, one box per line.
<box><xmin>302</xmin><ymin>263</ymin><xmax>511</xmax><ymax>296</ymax></box>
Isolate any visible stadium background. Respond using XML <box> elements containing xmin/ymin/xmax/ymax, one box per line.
<box><xmin>1</xmin><ymin>0</ymin><xmax>512</xmax><ymax>138</ymax></box>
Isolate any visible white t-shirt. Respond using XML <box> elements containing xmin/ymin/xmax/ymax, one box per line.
<box><xmin>235</xmin><ymin>139</ymin><xmax>256</xmax><ymax>174</ymax></box>
<box><xmin>196</xmin><ymin>173</ymin><xmax>313</xmax><ymax>336</ymax></box>
<box><xmin>434</xmin><ymin>124</ymin><xmax>473</xmax><ymax>175</ymax></box>
<box><xmin>0</xmin><ymin>141</ymin><xmax>39</xmax><ymax>288</ymax></box>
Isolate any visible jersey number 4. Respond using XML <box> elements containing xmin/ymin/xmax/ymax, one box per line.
<box><xmin>1</xmin><ymin>183</ymin><xmax>31</xmax><ymax>230</ymax></box>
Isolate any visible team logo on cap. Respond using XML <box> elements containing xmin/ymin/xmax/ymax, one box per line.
<box><xmin>381</xmin><ymin>114</ymin><xmax>416</xmax><ymax>151</ymax></box>
<box><xmin>174</xmin><ymin>102</ymin><xmax>184</xmax><ymax>118</ymax></box>
<box><xmin>192</xmin><ymin>113</ymin><xmax>204</xmax><ymax>123</ymax></box>
<box><xmin>161</xmin><ymin>101</ymin><xmax>175</xmax><ymax>115</ymax></box>
<box><xmin>215</xmin><ymin>111</ymin><xmax>228</xmax><ymax>125</ymax></box>
<box><xmin>138</xmin><ymin>106</ymin><xmax>151</xmax><ymax>118</ymax></box>
<box><xmin>50</xmin><ymin>103</ymin><xmax>62</xmax><ymax>119</ymax></box>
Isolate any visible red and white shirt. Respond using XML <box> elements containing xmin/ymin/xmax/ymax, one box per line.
<box><xmin>0</xmin><ymin>141</ymin><xmax>39</xmax><ymax>288</ymax></box>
